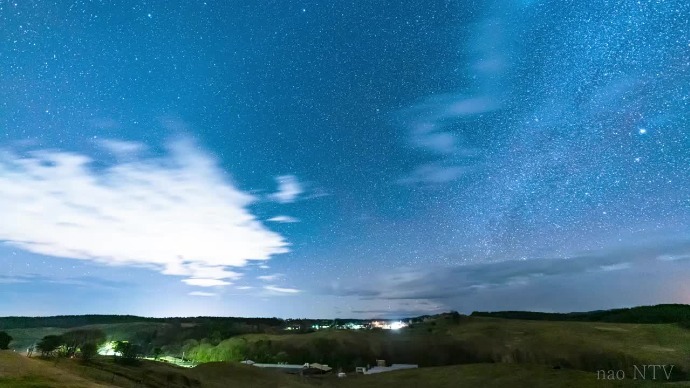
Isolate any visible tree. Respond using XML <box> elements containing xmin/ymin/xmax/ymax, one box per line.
<box><xmin>0</xmin><ymin>331</ymin><xmax>12</xmax><ymax>349</ymax></box>
<box><xmin>37</xmin><ymin>335</ymin><xmax>63</xmax><ymax>357</ymax></box>
<box><xmin>80</xmin><ymin>343</ymin><xmax>98</xmax><ymax>362</ymax></box>
<box><xmin>62</xmin><ymin>329</ymin><xmax>106</xmax><ymax>357</ymax></box>
<box><xmin>114</xmin><ymin>341</ymin><xmax>141</xmax><ymax>365</ymax></box>
<box><xmin>153</xmin><ymin>347</ymin><xmax>162</xmax><ymax>360</ymax></box>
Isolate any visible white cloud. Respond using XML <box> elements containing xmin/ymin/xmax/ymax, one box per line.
<box><xmin>182</xmin><ymin>278</ymin><xmax>232</xmax><ymax>287</ymax></box>
<box><xmin>259</xmin><ymin>265</ymin><xmax>270</xmax><ymax>269</ymax></box>
<box><xmin>189</xmin><ymin>291</ymin><xmax>216</xmax><ymax>297</ymax></box>
<box><xmin>97</xmin><ymin>139</ymin><xmax>146</xmax><ymax>156</ymax></box>
<box><xmin>269</xmin><ymin>175</ymin><xmax>303</xmax><ymax>203</ymax></box>
<box><xmin>0</xmin><ymin>276</ymin><xmax>29</xmax><ymax>284</ymax></box>
<box><xmin>0</xmin><ymin>138</ymin><xmax>290</xmax><ymax>287</ymax></box>
<box><xmin>598</xmin><ymin>263</ymin><xmax>630</xmax><ymax>272</ymax></box>
<box><xmin>657</xmin><ymin>254</ymin><xmax>690</xmax><ymax>262</ymax></box>
<box><xmin>236</xmin><ymin>286</ymin><xmax>253</xmax><ymax>290</ymax></box>
<box><xmin>264</xmin><ymin>285</ymin><xmax>301</xmax><ymax>294</ymax></box>
<box><xmin>267</xmin><ymin>215</ymin><xmax>300</xmax><ymax>223</ymax></box>
<box><xmin>257</xmin><ymin>274</ymin><xmax>283</xmax><ymax>282</ymax></box>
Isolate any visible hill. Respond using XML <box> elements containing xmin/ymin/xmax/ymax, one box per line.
<box><xmin>1</xmin><ymin>350</ymin><xmax>673</xmax><ymax>388</ymax></box>
<box><xmin>471</xmin><ymin>304</ymin><xmax>690</xmax><ymax>323</ymax></box>
<box><xmin>0</xmin><ymin>350</ymin><xmax>108</xmax><ymax>388</ymax></box>
<box><xmin>178</xmin><ymin>314</ymin><xmax>690</xmax><ymax>381</ymax></box>
<box><xmin>0</xmin><ymin>350</ymin><xmax>317</xmax><ymax>388</ymax></box>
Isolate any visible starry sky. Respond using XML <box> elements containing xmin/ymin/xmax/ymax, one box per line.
<box><xmin>1</xmin><ymin>0</ymin><xmax>689</xmax><ymax>318</ymax></box>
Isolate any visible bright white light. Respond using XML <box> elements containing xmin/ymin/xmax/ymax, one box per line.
<box><xmin>98</xmin><ymin>341</ymin><xmax>117</xmax><ymax>356</ymax></box>
<box><xmin>389</xmin><ymin>321</ymin><xmax>407</xmax><ymax>330</ymax></box>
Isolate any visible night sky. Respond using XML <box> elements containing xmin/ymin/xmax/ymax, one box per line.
<box><xmin>1</xmin><ymin>1</ymin><xmax>689</xmax><ymax>318</ymax></box>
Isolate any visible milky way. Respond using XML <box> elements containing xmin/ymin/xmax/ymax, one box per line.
<box><xmin>1</xmin><ymin>1</ymin><xmax>688</xmax><ymax>318</ymax></box>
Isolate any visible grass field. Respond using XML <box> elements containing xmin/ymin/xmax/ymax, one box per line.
<box><xmin>2</xmin><ymin>351</ymin><xmax>681</xmax><ymax>388</ymax></box>
<box><xmin>441</xmin><ymin>317</ymin><xmax>690</xmax><ymax>376</ymax></box>
<box><xmin>0</xmin><ymin>350</ymin><xmax>108</xmax><ymax>388</ymax></box>
<box><xmin>332</xmin><ymin>363</ymin><xmax>671</xmax><ymax>388</ymax></box>
<box><xmin>194</xmin><ymin>315</ymin><xmax>690</xmax><ymax>379</ymax></box>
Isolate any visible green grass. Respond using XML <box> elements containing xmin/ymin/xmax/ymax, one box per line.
<box><xmin>185</xmin><ymin>315</ymin><xmax>690</xmax><ymax>381</ymax></box>
<box><xmin>440</xmin><ymin>317</ymin><xmax>690</xmax><ymax>377</ymax></box>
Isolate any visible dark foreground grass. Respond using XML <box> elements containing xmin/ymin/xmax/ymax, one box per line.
<box><xmin>0</xmin><ymin>350</ymin><xmax>107</xmax><ymax>388</ymax></box>
<box><xmin>330</xmin><ymin>363</ymin><xmax>677</xmax><ymax>388</ymax></box>
<box><xmin>3</xmin><ymin>351</ymin><xmax>687</xmax><ymax>388</ymax></box>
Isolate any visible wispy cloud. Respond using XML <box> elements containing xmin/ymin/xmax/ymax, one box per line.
<box><xmin>0</xmin><ymin>274</ymin><xmax>130</xmax><ymax>289</ymax></box>
<box><xmin>267</xmin><ymin>215</ymin><xmax>300</xmax><ymax>223</ymax></box>
<box><xmin>269</xmin><ymin>175</ymin><xmax>303</xmax><ymax>203</ymax></box>
<box><xmin>257</xmin><ymin>274</ymin><xmax>283</xmax><ymax>282</ymax></box>
<box><xmin>657</xmin><ymin>254</ymin><xmax>690</xmax><ymax>262</ymax></box>
<box><xmin>327</xmin><ymin>242</ymin><xmax>690</xmax><ymax>301</ymax></box>
<box><xmin>182</xmin><ymin>278</ymin><xmax>232</xmax><ymax>287</ymax></box>
<box><xmin>0</xmin><ymin>275</ymin><xmax>31</xmax><ymax>284</ymax></box>
<box><xmin>0</xmin><ymin>138</ymin><xmax>289</xmax><ymax>288</ymax></box>
<box><xmin>264</xmin><ymin>285</ymin><xmax>301</xmax><ymax>294</ymax></box>
<box><xmin>96</xmin><ymin>139</ymin><xmax>146</xmax><ymax>156</ymax></box>
<box><xmin>189</xmin><ymin>291</ymin><xmax>216</xmax><ymax>297</ymax></box>
<box><xmin>597</xmin><ymin>263</ymin><xmax>630</xmax><ymax>272</ymax></box>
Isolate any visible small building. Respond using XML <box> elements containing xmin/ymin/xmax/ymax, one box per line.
<box><xmin>303</xmin><ymin>363</ymin><xmax>332</xmax><ymax>375</ymax></box>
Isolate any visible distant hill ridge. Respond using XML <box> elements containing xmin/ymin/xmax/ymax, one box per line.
<box><xmin>3</xmin><ymin>304</ymin><xmax>690</xmax><ymax>330</ymax></box>
<box><xmin>0</xmin><ymin>314</ymin><xmax>283</xmax><ymax>330</ymax></box>
<box><xmin>471</xmin><ymin>303</ymin><xmax>690</xmax><ymax>324</ymax></box>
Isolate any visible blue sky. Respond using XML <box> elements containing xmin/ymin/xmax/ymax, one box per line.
<box><xmin>1</xmin><ymin>0</ymin><xmax>689</xmax><ymax>318</ymax></box>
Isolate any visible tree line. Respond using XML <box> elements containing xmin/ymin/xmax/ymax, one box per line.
<box><xmin>471</xmin><ymin>304</ymin><xmax>690</xmax><ymax>324</ymax></box>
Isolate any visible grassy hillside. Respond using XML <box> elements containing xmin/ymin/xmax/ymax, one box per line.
<box><xmin>332</xmin><ymin>363</ymin><xmax>666</xmax><ymax>388</ymax></box>
<box><xmin>0</xmin><ymin>350</ymin><xmax>317</xmax><ymax>388</ymax></box>
<box><xmin>181</xmin><ymin>315</ymin><xmax>690</xmax><ymax>381</ymax></box>
<box><xmin>0</xmin><ymin>350</ymin><xmax>108</xmax><ymax>388</ymax></box>
<box><xmin>440</xmin><ymin>317</ymin><xmax>690</xmax><ymax>379</ymax></box>
<box><xmin>1</xmin><ymin>351</ymin><xmax>676</xmax><ymax>388</ymax></box>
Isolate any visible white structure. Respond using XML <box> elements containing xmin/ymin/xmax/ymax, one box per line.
<box><xmin>364</xmin><ymin>364</ymin><xmax>418</xmax><ymax>374</ymax></box>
